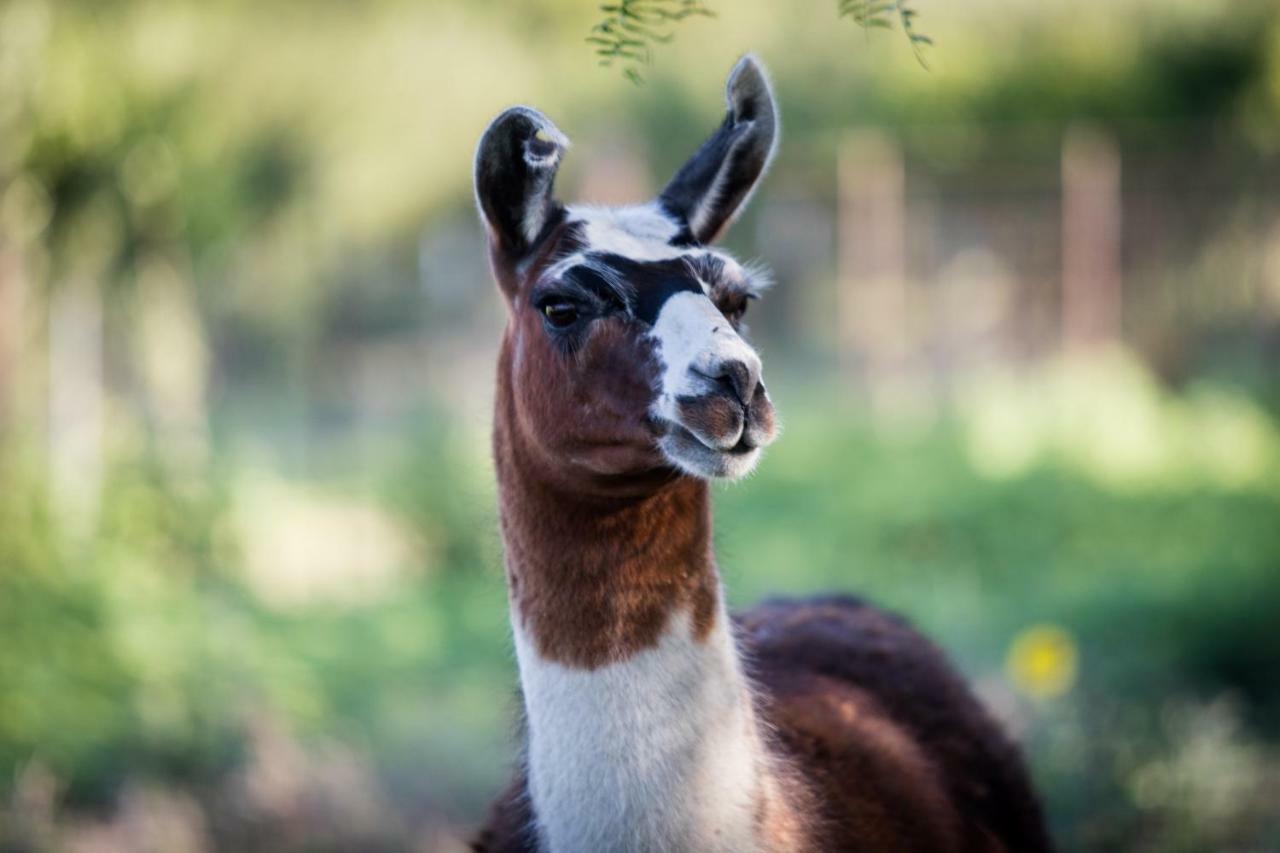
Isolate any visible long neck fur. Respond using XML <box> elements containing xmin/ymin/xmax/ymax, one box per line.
<box><xmin>493</xmin><ymin>363</ymin><xmax>804</xmax><ymax>852</ymax></box>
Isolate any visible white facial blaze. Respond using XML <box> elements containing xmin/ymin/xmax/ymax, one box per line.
<box><xmin>649</xmin><ymin>290</ymin><xmax>762</xmax><ymax>424</ymax></box>
<box><xmin>568</xmin><ymin>203</ymin><xmax>685</xmax><ymax>261</ymax></box>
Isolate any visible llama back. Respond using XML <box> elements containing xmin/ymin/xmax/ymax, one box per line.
<box><xmin>740</xmin><ymin>597</ymin><xmax>1053</xmax><ymax>853</ymax></box>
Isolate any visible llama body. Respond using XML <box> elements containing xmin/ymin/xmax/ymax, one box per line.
<box><xmin>471</xmin><ymin>57</ymin><xmax>1052</xmax><ymax>852</ymax></box>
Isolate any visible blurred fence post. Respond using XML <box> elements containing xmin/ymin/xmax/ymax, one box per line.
<box><xmin>1267</xmin><ymin>222</ymin><xmax>1280</xmax><ymax>320</ymax></box>
<box><xmin>0</xmin><ymin>241</ymin><xmax>22</xmax><ymax>426</ymax></box>
<box><xmin>837</xmin><ymin>130</ymin><xmax>906</xmax><ymax>383</ymax></box>
<box><xmin>134</xmin><ymin>255</ymin><xmax>210</xmax><ymax>470</ymax></box>
<box><xmin>48</xmin><ymin>279</ymin><xmax>104</xmax><ymax>537</ymax></box>
<box><xmin>1061</xmin><ymin>125</ymin><xmax>1122</xmax><ymax>349</ymax></box>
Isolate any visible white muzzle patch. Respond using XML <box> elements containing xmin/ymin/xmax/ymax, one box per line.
<box><xmin>649</xmin><ymin>291</ymin><xmax>768</xmax><ymax>479</ymax></box>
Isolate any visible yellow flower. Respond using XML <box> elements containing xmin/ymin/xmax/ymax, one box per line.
<box><xmin>1006</xmin><ymin>625</ymin><xmax>1079</xmax><ymax>700</ymax></box>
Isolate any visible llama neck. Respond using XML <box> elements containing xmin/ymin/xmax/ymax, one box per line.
<box><xmin>496</xmin><ymin>451</ymin><xmax>796</xmax><ymax>852</ymax></box>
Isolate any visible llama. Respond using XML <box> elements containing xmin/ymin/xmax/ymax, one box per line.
<box><xmin>469</xmin><ymin>56</ymin><xmax>1052</xmax><ymax>853</ymax></box>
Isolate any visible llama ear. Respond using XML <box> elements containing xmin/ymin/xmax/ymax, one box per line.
<box><xmin>474</xmin><ymin>107</ymin><xmax>570</xmax><ymax>261</ymax></box>
<box><xmin>658</xmin><ymin>55</ymin><xmax>778</xmax><ymax>245</ymax></box>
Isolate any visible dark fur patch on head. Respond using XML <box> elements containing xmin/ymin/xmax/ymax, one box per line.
<box><xmin>562</xmin><ymin>264</ymin><xmax>628</xmax><ymax>309</ymax></box>
<box><xmin>586</xmin><ymin>253</ymin><xmax>703</xmax><ymax>324</ymax></box>
<box><xmin>534</xmin><ymin>241</ymin><xmax>767</xmax><ymax>334</ymax></box>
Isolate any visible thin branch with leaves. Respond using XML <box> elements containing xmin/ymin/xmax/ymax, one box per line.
<box><xmin>588</xmin><ymin>0</ymin><xmax>716</xmax><ymax>84</ymax></box>
<box><xmin>837</xmin><ymin>0</ymin><xmax>932</xmax><ymax>67</ymax></box>
<box><xmin>589</xmin><ymin>0</ymin><xmax>931</xmax><ymax>83</ymax></box>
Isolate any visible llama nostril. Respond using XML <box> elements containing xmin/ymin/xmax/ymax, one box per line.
<box><xmin>710</xmin><ymin>359</ymin><xmax>759</xmax><ymax>407</ymax></box>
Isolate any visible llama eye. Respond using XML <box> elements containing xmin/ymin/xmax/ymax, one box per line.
<box><xmin>721</xmin><ymin>299</ymin><xmax>749</xmax><ymax>325</ymax></box>
<box><xmin>542</xmin><ymin>301</ymin><xmax>580</xmax><ymax>329</ymax></box>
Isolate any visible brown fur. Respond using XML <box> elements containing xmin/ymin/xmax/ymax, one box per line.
<box><xmin>741</xmin><ymin>598</ymin><xmax>1052</xmax><ymax>852</ymax></box>
<box><xmin>495</xmin><ymin>438</ymin><xmax>719</xmax><ymax>668</ymax></box>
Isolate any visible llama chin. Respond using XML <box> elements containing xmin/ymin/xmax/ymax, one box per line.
<box><xmin>658</xmin><ymin>422</ymin><xmax>764</xmax><ymax>480</ymax></box>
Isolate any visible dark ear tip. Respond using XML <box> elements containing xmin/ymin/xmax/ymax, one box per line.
<box><xmin>474</xmin><ymin>106</ymin><xmax>569</xmax><ymax>261</ymax></box>
<box><xmin>725</xmin><ymin>55</ymin><xmax>775</xmax><ymax>123</ymax></box>
<box><xmin>475</xmin><ymin>107</ymin><xmax>569</xmax><ymax>175</ymax></box>
<box><xmin>482</xmin><ymin>106</ymin><xmax>558</xmax><ymax>136</ymax></box>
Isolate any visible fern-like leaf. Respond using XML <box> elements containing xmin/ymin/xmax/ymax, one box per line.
<box><xmin>838</xmin><ymin>0</ymin><xmax>932</xmax><ymax>67</ymax></box>
<box><xmin>588</xmin><ymin>0</ymin><xmax>930</xmax><ymax>83</ymax></box>
<box><xmin>588</xmin><ymin>0</ymin><xmax>715</xmax><ymax>84</ymax></box>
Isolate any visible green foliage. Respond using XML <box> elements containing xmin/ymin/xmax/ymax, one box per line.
<box><xmin>0</xmin><ymin>448</ymin><xmax>242</xmax><ymax>808</ymax></box>
<box><xmin>589</xmin><ymin>0</ymin><xmax>716</xmax><ymax>84</ymax></box>
<box><xmin>837</xmin><ymin>1</ymin><xmax>932</xmax><ymax>67</ymax></box>
<box><xmin>589</xmin><ymin>0</ymin><xmax>931</xmax><ymax>83</ymax></box>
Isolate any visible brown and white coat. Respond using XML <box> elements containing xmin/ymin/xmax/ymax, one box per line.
<box><xmin>470</xmin><ymin>57</ymin><xmax>1053</xmax><ymax>853</ymax></box>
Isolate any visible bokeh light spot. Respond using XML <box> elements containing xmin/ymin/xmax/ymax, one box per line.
<box><xmin>1007</xmin><ymin>624</ymin><xmax>1079</xmax><ymax>700</ymax></box>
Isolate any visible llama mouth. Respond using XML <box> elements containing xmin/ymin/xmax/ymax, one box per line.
<box><xmin>658</xmin><ymin>421</ymin><xmax>762</xmax><ymax>480</ymax></box>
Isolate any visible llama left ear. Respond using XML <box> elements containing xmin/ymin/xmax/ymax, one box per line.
<box><xmin>658</xmin><ymin>55</ymin><xmax>778</xmax><ymax>245</ymax></box>
<box><xmin>474</xmin><ymin>106</ymin><xmax>570</xmax><ymax>264</ymax></box>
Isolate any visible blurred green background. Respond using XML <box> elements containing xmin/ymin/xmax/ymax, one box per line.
<box><xmin>2</xmin><ymin>0</ymin><xmax>1280</xmax><ymax>850</ymax></box>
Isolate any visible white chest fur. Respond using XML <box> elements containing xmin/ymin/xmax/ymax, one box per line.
<box><xmin>512</xmin><ymin>606</ymin><xmax>769</xmax><ymax>853</ymax></box>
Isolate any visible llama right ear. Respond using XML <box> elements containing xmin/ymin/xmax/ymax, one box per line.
<box><xmin>658</xmin><ymin>56</ymin><xmax>778</xmax><ymax>245</ymax></box>
<box><xmin>474</xmin><ymin>107</ymin><xmax>569</xmax><ymax>263</ymax></box>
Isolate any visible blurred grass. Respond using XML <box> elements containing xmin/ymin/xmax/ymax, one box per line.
<box><xmin>3</xmin><ymin>356</ymin><xmax>1280</xmax><ymax>851</ymax></box>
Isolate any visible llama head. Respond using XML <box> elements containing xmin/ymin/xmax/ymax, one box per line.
<box><xmin>476</xmin><ymin>56</ymin><xmax>778</xmax><ymax>485</ymax></box>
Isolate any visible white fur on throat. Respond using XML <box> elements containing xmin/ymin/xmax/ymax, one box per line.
<box><xmin>512</xmin><ymin>605</ymin><xmax>772</xmax><ymax>853</ymax></box>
